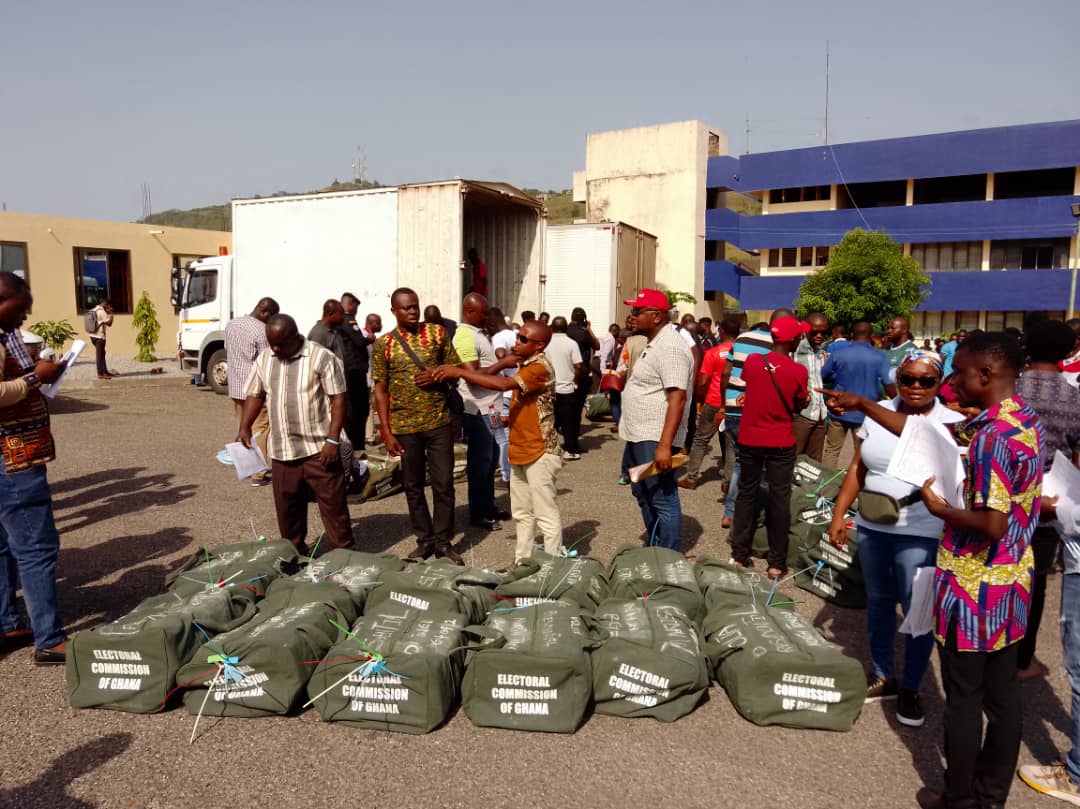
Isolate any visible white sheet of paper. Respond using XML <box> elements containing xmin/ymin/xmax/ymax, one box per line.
<box><xmin>898</xmin><ymin>566</ymin><xmax>936</xmax><ymax>637</ymax></box>
<box><xmin>885</xmin><ymin>416</ymin><xmax>965</xmax><ymax>509</ymax></box>
<box><xmin>223</xmin><ymin>436</ymin><xmax>269</xmax><ymax>480</ymax></box>
<box><xmin>40</xmin><ymin>339</ymin><xmax>87</xmax><ymax>399</ymax></box>
<box><xmin>1044</xmin><ymin>450</ymin><xmax>1080</xmax><ymax>502</ymax></box>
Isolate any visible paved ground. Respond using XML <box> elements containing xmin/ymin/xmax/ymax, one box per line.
<box><xmin>0</xmin><ymin>379</ymin><xmax>1070</xmax><ymax>808</ymax></box>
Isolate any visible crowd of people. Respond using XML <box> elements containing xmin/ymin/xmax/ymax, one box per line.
<box><xmin>8</xmin><ymin>263</ymin><xmax>1080</xmax><ymax>806</ymax></box>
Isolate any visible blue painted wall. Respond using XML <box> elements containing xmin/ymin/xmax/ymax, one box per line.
<box><xmin>708</xmin><ymin>120</ymin><xmax>1080</xmax><ymax>192</ymax></box>
<box><xmin>731</xmin><ymin>269</ymin><xmax>1075</xmax><ymax>312</ymax></box>
<box><xmin>706</xmin><ymin>195</ymin><xmax>1080</xmax><ymax>249</ymax></box>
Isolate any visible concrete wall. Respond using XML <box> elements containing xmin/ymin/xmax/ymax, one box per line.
<box><xmin>0</xmin><ymin>211</ymin><xmax>230</xmax><ymax>355</ymax></box>
<box><xmin>582</xmin><ymin>120</ymin><xmax>724</xmax><ymax>315</ymax></box>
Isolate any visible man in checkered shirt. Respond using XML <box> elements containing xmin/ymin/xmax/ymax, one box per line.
<box><xmin>618</xmin><ymin>289</ymin><xmax>694</xmax><ymax>550</ymax></box>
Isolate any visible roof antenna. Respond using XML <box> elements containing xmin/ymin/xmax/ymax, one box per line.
<box><xmin>823</xmin><ymin>41</ymin><xmax>831</xmax><ymax>146</ymax></box>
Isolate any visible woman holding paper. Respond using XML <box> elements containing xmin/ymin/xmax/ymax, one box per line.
<box><xmin>820</xmin><ymin>350</ymin><xmax>964</xmax><ymax>728</ymax></box>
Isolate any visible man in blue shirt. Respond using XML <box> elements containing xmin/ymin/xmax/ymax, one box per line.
<box><xmin>821</xmin><ymin>321</ymin><xmax>896</xmax><ymax>469</ymax></box>
<box><xmin>940</xmin><ymin>329</ymin><xmax>966</xmax><ymax>378</ymax></box>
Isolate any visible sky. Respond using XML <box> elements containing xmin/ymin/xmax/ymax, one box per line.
<box><xmin>2</xmin><ymin>0</ymin><xmax>1077</xmax><ymax>221</ymax></box>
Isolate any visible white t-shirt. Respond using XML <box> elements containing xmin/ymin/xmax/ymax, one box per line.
<box><xmin>546</xmin><ymin>333</ymin><xmax>582</xmax><ymax>394</ymax></box>
<box><xmin>491</xmin><ymin>327</ymin><xmax>517</xmax><ymax>402</ymax></box>
<box><xmin>855</xmin><ymin>398</ymin><xmax>966</xmax><ymax>537</ymax></box>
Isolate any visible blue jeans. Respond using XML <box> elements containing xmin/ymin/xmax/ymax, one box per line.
<box><xmin>723</xmin><ymin>416</ymin><xmax>741</xmax><ymax>517</ymax></box>
<box><xmin>609</xmin><ymin>391</ymin><xmax>622</xmax><ymax>425</ymax></box>
<box><xmin>462</xmin><ymin>412</ymin><xmax>498</xmax><ymax>521</ymax></box>
<box><xmin>857</xmin><ymin>525</ymin><xmax>937</xmax><ymax>691</ymax></box>
<box><xmin>1063</xmin><ymin>573</ymin><xmax>1080</xmax><ymax>784</ymax></box>
<box><xmin>0</xmin><ymin>465</ymin><xmax>66</xmax><ymax>649</ymax></box>
<box><xmin>495</xmin><ymin>398</ymin><xmax>511</xmax><ymax>483</ymax></box>
<box><xmin>623</xmin><ymin>440</ymin><xmax>682</xmax><ymax>550</ymax></box>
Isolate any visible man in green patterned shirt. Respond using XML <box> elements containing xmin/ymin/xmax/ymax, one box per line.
<box><xmin>372</xmin><ymin>288</ymin><xmax>462</xmax><ymax>562</ymax></box>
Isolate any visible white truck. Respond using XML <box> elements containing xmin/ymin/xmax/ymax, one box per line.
<box><xmin>172</xmin><ymin>180</ymin><xmax>545</xmax><ymax>394</ymax></box>
<box><xmin>542</xmin><ymin>222</ymin><xmax>657</xmax><ymax>329</ymax></box>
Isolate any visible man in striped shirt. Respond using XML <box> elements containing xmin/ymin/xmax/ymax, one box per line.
<box><xmin>225</xmin><ymin>297</ymin><xmax>279</xmax><ymax>486</ymax></box>
<box><xmin>717</xmin><ymin>308</ymin><xmax>791</xmax><ymax>527</ymax></box>
<box><xmin>237</xmin><ymin>314</ymin><xmax>353</xmax><ymax>556</ymax></box>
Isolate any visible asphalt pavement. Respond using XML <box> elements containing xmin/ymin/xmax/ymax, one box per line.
<box><xmin>0</xmin><ymin>379</ymin><xmax>1070</xmax><ymax>808</ymax></box>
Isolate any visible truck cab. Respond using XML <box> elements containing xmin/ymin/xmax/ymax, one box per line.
<box><xmin>172</xmin><ymin>255</ymin><xmax>233</xmax><ymax>394</ymax></box>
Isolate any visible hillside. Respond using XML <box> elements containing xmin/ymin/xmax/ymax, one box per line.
<box><xmin>140</xmin><ymin>183</ymin><xmax>581</xmax><ymax>231</ymax></box>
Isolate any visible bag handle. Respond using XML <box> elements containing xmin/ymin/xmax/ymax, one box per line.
<box><xmin>392</xmin><ymin>329</ymin><xmax>428</xmax><ymax>371</ymax></box>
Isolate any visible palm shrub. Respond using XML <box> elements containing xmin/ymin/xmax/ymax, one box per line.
<box><xmin>132</xmin><ymin>292</ymin><xmax>161</xmax><ymax>362</ymax></box>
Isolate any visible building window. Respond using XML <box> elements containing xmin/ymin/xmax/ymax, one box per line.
<box><xmin>768</xmin><ymin>246</ymin><xmax>830</xmax><ymax>269</ymax></box>
<box><xmin>836</xmin><ymin>180</ymin><xmax>907</xmax><ymax>209</ymax></box>
<box><xmin>768</xmin><ymin>185</ymin><xmax>830</xmax><ymax>204</ymax></box>
<box><xmin>989</xmin><ymin>239</ymin><xmax>1070</xmax><ymax>270</ymax></box>
<box><xmin>912</xmin><ymin>174</ymin><xmax>986</xmax><ymax>205</ymax></box>
<box><xmin>910</xmin><ymin>242</ymin><xmax>983</xmax><ymax>271</ymax></box>
<box><xmin>0</xmin><ymin>242</ymin><xmax>28</xmax><ymax>280</ymax></box>
<box><xmin>74</xmin><ymin>248</ymin><xmax>132</xmax><ymax>313</ymax></box>
<box><xmin>993</xmin><ymin>168</ymin><xmax>1074</xmax><ymax>200</ymax></box>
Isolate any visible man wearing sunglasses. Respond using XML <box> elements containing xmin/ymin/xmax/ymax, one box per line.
<box><xmin>618</xmin><ymin>289</ymin><xmax>695</xmax><ymax>550</ymax></box>
<box><xmin>792</xmin><ymin>312</ymin><xmax>831</xmax><ymax>461</ymax></box>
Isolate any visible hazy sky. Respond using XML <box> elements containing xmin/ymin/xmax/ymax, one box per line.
<box><xmin>2</xmin><ymin>0</ymin><xmax>1077</xmax><ymax>221</ymax></box>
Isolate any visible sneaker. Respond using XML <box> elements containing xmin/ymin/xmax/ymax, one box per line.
<box><xmin>896</xmin><ymin>688</ymin><xmax>925</xmax><ymax>727</ymax></box>
<box><xmin>249</xmin><ymin>474</ymin><xmax>272</xmax><ymax>487</ymax></box>
<box><xmin>617</xmin><ymin>474</ymin><xmax>630</xmax><ymax>485</ymax></box>
<box><xmin>865</xmin><ymin>675</ymin><xmax>899</xmax><ymax>702</ymax></box>
<box><xmin>563</xmin><ymin>451</ymin><xmax>581</xmax><ymax>461</ymax></box>
<box><xmin>1018</xmin><ymin>762</ymin><xmax>1080</xmax><ymax>806</ymax></box>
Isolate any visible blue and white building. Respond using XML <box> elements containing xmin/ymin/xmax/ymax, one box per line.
<box><xmin>704</xmin><ymin>120</ymin><xmax>1080</xmax><ymax>335</ymax></box>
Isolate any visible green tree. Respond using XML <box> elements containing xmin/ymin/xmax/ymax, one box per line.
<box><xmin>795</xmin><ymin>229</ymin><xmax>929</xmax><ymax>330</ymax></box>
<box><xmin>132</xmin><ymin>291</ymin><xmax>161</xmax><ymax>362</ymax></box>
<box><xmin>26</xmin><ymin>320</ymin><xmax>77</xmax><ymax>352</ymax></box>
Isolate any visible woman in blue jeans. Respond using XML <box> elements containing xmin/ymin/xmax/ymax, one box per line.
<box><xmin>822</xmin><ymin>351</ymin><xmax>963</xmax><ymax>729</ymax></box>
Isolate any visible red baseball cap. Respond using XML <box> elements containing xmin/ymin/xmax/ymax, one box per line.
<box><xmin>624</xmin><ymin>288</ymin><xmax>670</xmax><ymax>309</ymax></box>
<box><xmin>770</xmin><ymin>316</ymin><xmax>811</xmax><ymax>342</ymax></box>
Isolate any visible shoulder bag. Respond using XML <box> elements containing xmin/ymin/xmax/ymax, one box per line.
<box><xmin>393</xmin><ymin>329</ymin><xmax>465</xmax><ymax>416</ymax></box>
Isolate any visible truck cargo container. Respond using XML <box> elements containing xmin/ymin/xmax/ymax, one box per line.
<box><xmin>173</xmin><ymin>181</ymin><xmax>544</xmax><ymax>394</ymax></box>
<box><xmin>542</xmin><ymin>222</ymin><xmax>656</xmax><ymax>327</ymax></box>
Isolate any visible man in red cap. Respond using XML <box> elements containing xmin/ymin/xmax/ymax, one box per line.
<box><xmin>618</xmin><ymin>289</ymin><xmax>695</xmax><ymax>549</ymax></box>
<box><xmin>729</xmin><ymin>315</ymin><xmax>810</xmax><ymax>577</ymax></box>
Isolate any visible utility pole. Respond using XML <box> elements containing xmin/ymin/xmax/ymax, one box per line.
<box><xmin>1069</xmin><ymin>202</ymin><xmax>1080</xmax><ymax>318</ymax></box>
<box><xmin>823</xmin><ymin>41</ymin><xmax>830</xmax><ymax>146</ymax></box>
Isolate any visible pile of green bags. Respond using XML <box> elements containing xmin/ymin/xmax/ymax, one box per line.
<box><xmin>606</xmin><ymin>546</ymin><xmax>705</xmax><ymax>624</ymax></box>
<box><xmin>291</xmin><ymin>548</ymin><xmax>405</xmax><ymax>610</ymax></box>
<box><xmin>365</xmin><ymin>559</ymin><xmax>505</xmax><ymax>624</ymax></box>
<box><xmin>165</xmin><ymin>539</ymin><xmax>300</xmax><ymax>599</ymax></box>
<box><xmin>495</xmin><ymin>552</ymin><xmax>608</xmax><ymax>612</ymax></box>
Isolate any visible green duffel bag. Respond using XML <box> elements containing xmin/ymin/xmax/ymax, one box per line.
<box><xmin>67</xmin><ymin>587</ymin><xmax>258</xmax><ymax>713</ymax></box>
<box><xmin>291</xmin><ymin>549</ymin><xmax>405</xmax><ymax>610</ymax></box>
<box><xmin>364</xmin><ymin>573</ymin><xmax>476</xmax><ymax>619</ymax></box>
<box><xmin>461</xmin><ymin>601</ymin><xmax>600</xmax><ymax>733</ymax></box>
<box><xmin>494</xmin><ymin>552</ymin><xmax>608</xmax><ymax>613</ymax></box>
<box><xmin>166</xmin><ymin>539</ymin><xmax>300</xmax><ymax>599</ymax></box>
<box><xmin>378</xmin><ymin>559</ymin><xmax>506</xmax><ymax>624</ymax></box>
<box><xmin>177</xmin><ymin>578</ymin><xmax>358</xmax><ymax>718</ymax></box>
<box><xmin>360</xmin><ymin>452</ymin><xmax>404</xmax><ymax>501</ymax></box>
<box><xmin>585</xmin><ymin>393</ymin><xmax>612</xmax><ymax>420</ymax></box>
<box><xmin>704</xmin><ymin>600</ymin><xmax>865</xmax><ymax>731</ymax></box>
<box><xmin>306</xmin><ymin>604</ymin><xmax>467</xmax><ymax>734</ymax></box>
<box><xmin>694</xmin><ymin>557</ymin><xmax>794</xmax><ymax>614</ymax></box>
<box><xmin>794</xmin><ymin>549</ymin><xmax>867</xmax><ymax>609</ymax></box>
<box><xmin>606</xmin><ymin>546</ymin><xmax>705</xmax><ymax>625</ymax></box>
<box><xmin>591</xmin><ymin>598</ymin><xmax>709</xmax><ymax>722</ymax></box>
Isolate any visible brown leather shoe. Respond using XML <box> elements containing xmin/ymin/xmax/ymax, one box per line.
<box><xmin>33</xmin><ymin>640</ymin><xmax>67</xmax><ymax>665</ymax></box>
<box><xmin>407</xmin><ymin>544</ymin><xmax>434</xmax><ymax>562</ymax></box>
<box><xmin>1</xmin><ymin>627</ymin><xmax>33</xmax><ymax>652</ymax></box>
<box><xmin>677</xmin><ymin>478</ymin><xmax>698</xmax><ymax>490</ymax></box>
<box><xmin>436</xmin><ymin>545</ymin><xmax>464</xmax><ymax>565</ymax></box>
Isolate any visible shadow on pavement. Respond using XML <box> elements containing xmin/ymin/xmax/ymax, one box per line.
<box><xmin>51</xmin><ymin>470</ymin><xmax>197</xmax><ymax>531</ymax></box>
<box><xmin>49</xmin><ymin>467</ymin><xmax>147</xmax><ymax>496</ymax></box>
<box><xmin>47</xmin><ymin>396</ymin><xmax>110</xmax><ymax>415</ymax></box>
<box><xmin>1020</xmin><ymin>661</ymin><xmax>1071</xmax><ymax>765</ymax></box>
<box><xmin>0</xmin><ymin>732</ymin><xmax>132</xmax><ymax>809</ymax></box>
<box><xmin>59</xmin><ymin>527</ymin><xmax>194</xmax><ymax>626</ymax></box>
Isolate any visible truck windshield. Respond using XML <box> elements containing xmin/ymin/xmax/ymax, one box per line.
<box><xmin>185</xmin><ymin>270</ymin><xmax>218</xmax><ymax>308</ymax></box>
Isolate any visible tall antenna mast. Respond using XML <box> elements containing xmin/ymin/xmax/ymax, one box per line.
<box><xmin>744</xmin><ymin>114</ymin><xmax>751</xmax><ymax>155</ymax></box>
<box><xmin>823</xmin><ymin>41</ymin><xmax>831</xmax><ymax>146</ymax></box>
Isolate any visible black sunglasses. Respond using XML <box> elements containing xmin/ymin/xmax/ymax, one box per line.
<box><xmin>630</xmin><ymin>307</ymin><xmax>662</xmax><ymax>317</ymax></box>
<box><xmin>517</xmin><ymin>334</ymin><xmax>542</xmax><ymax>345</ymax></box>
<box><xmin>897</xmin><ymin>373</ymin><xmax>940</xmax><ymax>389</ymax></box>
<box><xmin>809</xmin><ymin>329</ymin><xmax>830</xmax><ymax>337</ymax></box>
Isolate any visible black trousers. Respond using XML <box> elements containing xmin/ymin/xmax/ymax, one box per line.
<box><xmin>345</xmin><ymin>368</ymin><xmax>369</xmax><ymax>451</ymax></box>
<box><xmin>939</xmin><ymin>618</ymin><xmax>1022</xmax><ymax>809</ymax></box>
<box><xmin>729</xmin><ymin>443</ymin><xmax>796</xmax><ymax>572</ymax></box>
<box><xmin>398</xmin><ymin>423</ymin><xmax>455</xmax><ymax>551</ymax></box>
<box><xmin>90</xmin><ymin>337</ymin><xmax>107</xmax><ymax>375</ymax></box>
<box><xmin>555</xmin><ymin>392</ymin><xmax>582</xmax><ymax>454</ymax></box>
<box><xmin>271</xmin><ymin>454</ymin><xmax>353</xmax><ymax>553</ymax></box>
<box><xmin>1016</xmin><ymin>525</ymin><xmax>1059</xmax><ymax>670</ymax></box>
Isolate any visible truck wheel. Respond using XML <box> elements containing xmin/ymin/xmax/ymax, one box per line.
<box><xmin>206</xmin><ymin>349</ymin><xmax>229</xmax><ymax>395</ymax></box>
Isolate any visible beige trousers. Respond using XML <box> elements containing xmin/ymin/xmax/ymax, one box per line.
<box><xmin>510</xmin><ymin>451</ymin><xmax>564</xmax><ymax>563</ymax></box>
